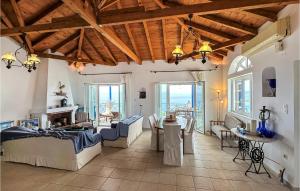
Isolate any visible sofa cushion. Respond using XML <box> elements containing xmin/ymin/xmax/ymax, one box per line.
<box><xmin>211</xmin><ymin>125</ymin><xmax>229</xmax><ymax>139</ymax></box>
<box><xmin>224</xmin><ymin>114</ymin><xmax>242</xmax><ymax>130</ymax></box>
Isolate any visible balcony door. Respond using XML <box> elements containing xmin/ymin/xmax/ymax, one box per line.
<box><xmin>84</xmin><ymin>83</ymin><xmax>126</xmax><ymax>126</ymax></box>
<box><xmin>156</xmin><ymin>82</ymin><xmax>205</xmax><ymax>133</ymax></box>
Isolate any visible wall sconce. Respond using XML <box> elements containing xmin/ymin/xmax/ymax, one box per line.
<box><xmin>216</xmin><ymin>89</ymin><xmax>224</xmax><ymax>121</ymax></box>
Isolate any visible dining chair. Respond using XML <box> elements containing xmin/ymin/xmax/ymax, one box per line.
<box><xmin>163</xmin><ymin>123</ymin><xmax>183</xmax><ymax>166</ymax></box>
<box><xmin>149</xmin><ymin>115</ymin><xmax>164</xmax><ymax>151</ymax></box>
<box><xmin>153</xmin><ymin>113</ymin><xmax>159</xmax><ymax>124</ymax></box>
<box><xmin>184</xmin><ymin>119</ymin><xmax>196</xmax><ymax>154</ymax></box>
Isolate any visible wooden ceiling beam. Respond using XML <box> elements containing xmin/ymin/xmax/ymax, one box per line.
<box><xmin>97</xmin><ymin>0</ymin><xmax>297</xmax><ymax>25</ymax></box>
<box><xmin>0</xmin><ymin>8</ymin><xmax>23</xmax><ymax>43</ymax></box>
<box><xmin>162</xmin><ymin>19</ymin><xmax>168</xmax><ymax>61</ymax></box>
<box><xmin>37</xmin><ymin>52</ymin><xmax>111</xmax><ymax>66</ymax></box>
<box><xmin>82</xmin><ymin>49</ymin><xmax>93</xmax><ymax>60</ymax></box>
<box><xmin>93</xmin><ymin>31</ymin><xmax>117</xmax><ymax>64</ymax></box>
<box><xmin>84</xmin><ymin>34</ymin><xmax>116</xmax><ymax>66</ymax></box>
<box><xmin>65</xmin><ymin>45</ymin><xmax>78</xmax><ymax>56</ymax></box>
<box><xmin>143</xmin><ymin>21</ymin><xmax>154</xmax><ymax>63</ymax></box>
<box><xmin>184</xmin><ymin>20</ymin><xmax>236</xmax><ymax>40</ymax></box>
<box><xmin>200</xmin><ymin>15</ymin><xmax>257</xmax><ymax>35</ymax></box>
<box><xmin>246</xmin><ymin>9</ymin><xmax>278</xmax><ymax>22</ymax></box>
<box><xmin>25</xmin><ymin>1</ymin><xmax>64</xmax><ymax>25</ymax></box>
<box><xmin>50</xmin><ymin>31</ymin><xmax>81</xmax><ymax>53</ymax></box>
<box><xmin>62</xmin><ymin>0</ymin><xmax>141</xmax><ymax>64</ymax></box>
<box><xmin>9</xmin><ymin>0</ymin><xmax>34</xmax><ymax>53</ymax></box>
<box><xmin>2</xmin><ymin>0</ymin><xmax>296</xmax><ymax>36</ymax></box>
<box><xmin>77</xmin><ymin>28</ymin><xmax>85</xmax><ymax>58</ymax></box>
<box><xmin>100</xmin><ymin>0</ymin><xmax>120</xmax><ymax>10</ymax></box>
<box><xmin>117</xmin><ymin>1</ymin><xmax>141</xmax><ymax>60</ymax></box>
<box><xmin>212</xmin><ymin>35</ymin><xmax>253</xmax><ymax>51</ymax></box>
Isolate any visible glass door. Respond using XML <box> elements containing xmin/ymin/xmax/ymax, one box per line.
<box><xmin>85</xmin><ymin>83</ymin><xmax>126</xmax><ymax>126</ymax></box>
<box><xmin>194</xmin><ymin>82</ymin><xmax>205</xmax><ymax>133</ymax></box>
<box><xmin>156</xmin><ymin>82</ymin><xmax>205</xmax><ymax>134</ymax></box>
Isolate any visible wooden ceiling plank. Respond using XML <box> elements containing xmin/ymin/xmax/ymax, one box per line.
<box><xmin>162</xmin><ymin>19</ymin><xmax>168</xmax><ymax>61</ymax></box>
<box><xmin>37</xmin><ymin>52</ymin><xmax>112</xmax><ymax>66</ymax></box>
<box><xmin>82</xmin><ymin>49</ymin><xmax>93</xmax><ymax>60</ymax></box>
<box><xmin>9</xmin><ymin>0</ymin><xmax>34</xmax><ymax>53</ymax></box>
<box><xmin>200</xmin><ymin>15</ymin><xmax>257</xmax><ymax>35</ymax></box>
<box><xmin>100</xmin><ymin>0</ymin><xmax>120</xmax><ymax>10</ymax></box>
<box><xmin>32</xmin><ymin>32</ymin><xmax>55</xmax><ymax>47</ymax></box>
<box><xmin>246</xmin><ymin>9</ymin><xmax>278</xmax><ymax>22</ymax></box>
<box><xmin>97</xmin><ymin>0</ymin><xmax>297</xmax><ymax>25</ymax></box>
<box><xmin>77</xmin><ymin>28</ymin><xmax>85</xmax><ymax>58</ymax></box>
<box><xmin>184</xmin><ymin>20</ymin><xmax>236</xmax><ymax>40</ymax></box>
<box><xmin>84</xmin><ymin>33</ymin><xmax>116</xmax><ymax>65</ymax></box>
<box><xmin>98</xmin><ymin>0</ymin><xmax>109</xmax><ymax>9</ymax></box>
<box><xmin>2</xmin><ymin>0</ymin><xmax>297</xmax><ymax>36</ymax></box>
<box><xmin>212</xmin><ymin>35</ymin><xmax>253</xmax><ymax>51</ymax></box>
<box><xmin>65</xmin><ymin>45</ymin><xmax>78</xmax><ymax>56</ymax></box>
<box><xmin>93</xmin><ymin>30</ymin><xmax>117</xmax><ymax>64</ymax></box>
<box><xmin>25</xmin><ymin>1</ymin><xmax>64</xmax><ymax>25</ymax></box>
<box><xmin>51</xmin><ymin>31</ymin><xmax>81</xmax><ymax>53</ymax></box>
<box><xmin>143</xmin><ymin>21</ymin><xmax>154</xmax><ymax>63</ymax></box>
<box><xmin>62</xmin><ymin>0</ymin><xmax>141</xmax><ymax>64</ymax></box>
<box><xmin>117</xmin><ymin>1</ymin><xmax>141</xmax><ymax>60</ymax></box>
<box><xmin>0</xmin><ymin>8</ymin><xmax>23</xmax><ymax>43</ymax></box>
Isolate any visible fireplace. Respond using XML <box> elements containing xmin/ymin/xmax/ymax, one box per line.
<box><xmin>47</xmin><ymin>111</ymin><xmax>72</xmax><ymax>128</ymax></box>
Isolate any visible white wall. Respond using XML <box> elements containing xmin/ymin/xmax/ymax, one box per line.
<box><xmin>0</xmin><ymin>37</ymin><xmax>37</xmax><ymax>122</ymax></box>
<box><xmin>222</xmin><ymin>4</ymin><xmax>299</xmax><ymax>187</ymax></box>
<box><xmin>72</xmin><ymin>60</ymin><xmax>222</xmax><ymax>129</ymax></box>
<box><xmin>46</xmin><ymin>57</ymin><xmax>75</xmax><ymax>108</ymax></box>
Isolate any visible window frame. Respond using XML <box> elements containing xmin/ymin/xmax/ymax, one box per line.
<box><xmin>228</xmin><ymin>56</ymin><xmax>253</xmax><ymax>118</ymax></box>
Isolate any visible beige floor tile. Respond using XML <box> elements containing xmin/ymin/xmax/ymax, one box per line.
<box><xmin>137</xmin><ymin>182</ymin><xmax>159</xmax><ymax>191</ymax></box>
<box><xmin>176</xmin><ymin>186</ymin><xmax>196</xmax><ymax>191</ymax></box>
<box><xmin>211</xmin><ymin>179</ymin><xmax>233</xmax><ymax>191</ymax></box>
<box><xmin>158</xmin><ymin>184</ymin><xmax>177</xmax><ymax>191</ymax></box>
<box><xmin>100</xmin><ymin>178</ymin><xmax>122</xmax><ymax>191</ymax></box>
<box><xmin>40</xmin><ymin>183</ymin><xmax>64</xmax><ymax>191</ymax></box>
<box><xmin>231</xmin><ymin>180</ymin><xmax>253</xmax><ymax>191</ymax></box>
<box><xmin>51</xmin><ymin>173</ymin><xmax>78</xmax><ymax>185</ymax></box>
<box><xmin>176</xmin><ymin>175</ymin><xmax>195</xmax><ymax>187</ymax></box>
<box><xmin>141</xmin><ymin>171</ymin><xmax>160</xmax><ymax>183</ymax></box>
<box><xmin>118</xmin><ymin>180</ymin><xmax>140</xmax><ymax>191</ymax></box>
<box><xmin>159</xmin><ymin>173</ymin><xmax>177</xmax><ymax>185</ymax></box>
<box><xmin>61</xmin><ymin>185</ymin><xmax>82</xmax><ymax>191</ymax></box>
<box><xmin>193</xmin><ymin>177</ymin><xmax>213</xmax><ymax>190</ymax></box>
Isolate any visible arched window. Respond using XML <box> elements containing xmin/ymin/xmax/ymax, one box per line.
<box><xmin>228</xmin><ymin>56</ymin><xmax>252</xmax><ymax>75</ymax></box>
<box><xmin>228</xmin><ymin>56</ymin><xmax>253</xmax><ymax>117</ymax></box>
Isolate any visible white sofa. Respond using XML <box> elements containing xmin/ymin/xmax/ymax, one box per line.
<box><xmin>210</xmin><ymin>113</ymin><xmax>243</xmax><ymax>150</ymax></box>
<box><xmin>2</xmin><ymin>137</ymin><xmax>101</xmax><ymax>171</ymax></box>
<box><xmin>103</xmin><ymin>117</ymin><xmax>143</xmax><ymax>148</ymax></box>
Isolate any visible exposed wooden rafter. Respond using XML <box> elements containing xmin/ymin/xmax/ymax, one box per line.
<box><xmin>100</xmin><ymin>0</ymin><xmax>120</xmax><ymax>11</ymax></box>
<box><xmin>77</xmin><ymin>28</ymin><xmax>85</xmax><ymax>58</ymax></box>
<box><xmin>212</xmin><ymin>35</ymin><xmax>253</xmax><ymax>51</ymax></box>
<box><xmin>93</xmin><ymin>31</ymin><xmax>117</xmax><ymax>64</ymax></box>
<box><xmin>37</xmin><ymin>52</ymin><xmax>114</xmax><ymax>66</ymax></box>
<box><xmin>96</xmin><ymin>0</ymin><xmax>297</xmax><ymax>25</ymax></box>
<box><xmin>62</xmin><ymin>0</ymin><xmax>141</xmax><ymax>64</ymax></box>
<box><xmin>9</xmin><ymin>0</ymin><xmax>34</xmax><ymax>53</ymax></box>
<box><xmin>84</xmin><ymin>33</ymin><xmax>116</xmax><ymax>66</ymax></box>
<box><xmin>143</xmin><ymin>21</ymin><xmax>154</xmax><ymax>63</ymax></box>
<box><xmin>116</xmin><ymin>1</ymin><xmax>141</xmax><ymax>60</ymax></box>
<box><xmin>32</xmin><ymin>32</ymin><xmax>55</xmax><ymax>47</ymax></box>
<box><xmin>200</xmin><ymin>15</ymin><xmax>257</xmax><ymax>35</ymax></box>
<box><xmin>0</xmin><ymin>8</ymin><xmax>23</xmax><ymax>43</ymax></box>
<box><xmin>162</xmin><ymin>19</ymin><xmax>168</xmax><ymax>61</ymax></box>
<box><xmin>50</xmin><ymin>31</ymin><xmax>80</xmax><ymax>53</ymax></box>
<box><xmin>25</xmin><ymin>1</ymin><xmax>64</xmax><ymax>25</ymax></box>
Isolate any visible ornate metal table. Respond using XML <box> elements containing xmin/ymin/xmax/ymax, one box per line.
<box><xmin>231</xmin><ymin>127</ymin><xmax>274</xmax><ymax>178</ymax></box>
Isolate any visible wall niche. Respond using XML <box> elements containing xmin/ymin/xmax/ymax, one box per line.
<box><xmin>262</xmin><ymin>67</ymin><xmax>276</xmax><ymax>97</ymax></box>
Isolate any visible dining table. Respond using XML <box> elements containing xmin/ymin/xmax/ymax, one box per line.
<box><xmin>155</xmin><ymin>117</ymin><xmax>187</xmax><ymax>152</ymax></box>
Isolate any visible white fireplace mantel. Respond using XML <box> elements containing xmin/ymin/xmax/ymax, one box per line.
<box><xmin>46</xmin><ymin>106</ymin><xmax>78</xmax><ymax>124</ymax></box>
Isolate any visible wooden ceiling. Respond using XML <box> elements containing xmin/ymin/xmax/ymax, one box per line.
<box><xmin>0</xmin><ymin>0</ymin><xmax>298</xmax><ymax>66</ymax></box>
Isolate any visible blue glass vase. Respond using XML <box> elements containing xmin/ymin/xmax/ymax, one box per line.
<box><xmin>256</xmin><ymin>121</ymin><xmax>275</xmax><ymax>138</ymax></box>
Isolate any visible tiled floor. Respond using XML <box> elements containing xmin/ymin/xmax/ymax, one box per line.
<box><xmin>1</xmin><ymin>130</ymin><xmax>291</xmax><ymax>191</ymax></box>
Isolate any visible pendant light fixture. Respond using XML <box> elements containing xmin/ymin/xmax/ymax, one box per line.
<box><xmin>171</xmin><ymin>14</ymin><xmax>213</xmax><ymax>65</ymax></box>
<box><xmin>1</xmin><ymin>40</ymin><xmax>40</xmax><ymax>72</ymax></box>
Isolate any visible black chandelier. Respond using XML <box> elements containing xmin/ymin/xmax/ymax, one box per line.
<box><xmin>172</xmin><ymin>14</ymin><xmax>213</xmax><ymax>65</ymax></box>
<box><xmin>1</xmin><ymin>39</ymin><xmax>40</xmax><ymax>72</ymax></box>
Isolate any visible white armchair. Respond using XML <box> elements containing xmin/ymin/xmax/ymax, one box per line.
<box><xmin>184</xmin><ymin>119</ymin><xmax>196</xmax><ymax>154</ymax></box>
<box><xmin>149</xmin><ymin>115</ymin><xmax>164</xmax><ymax>151</ymax></box>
